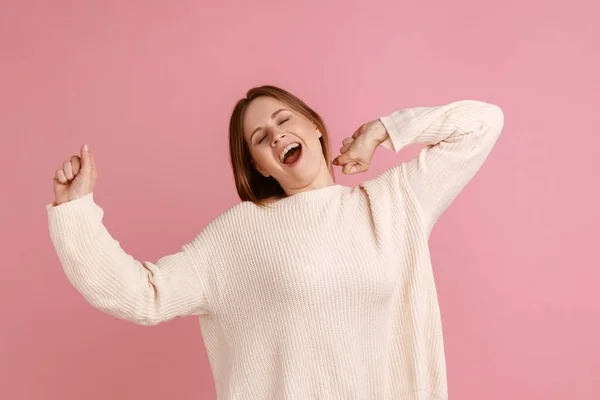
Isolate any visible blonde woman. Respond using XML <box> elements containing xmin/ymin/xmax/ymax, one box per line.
<box><xmin>48</xmin><ymin>85</ymin><xmax>504</xmax><ymax>399</ymax></box>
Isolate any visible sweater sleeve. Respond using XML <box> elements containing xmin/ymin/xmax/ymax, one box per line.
<box><xmin>46</xmin><ymin>192</ymin><xmax>211</xmax><ymax>326</ymax></box>
<box><xmin>377</xmin><ymin>100</ymin><xmax>504</xmax><ymax>234</ymax></box>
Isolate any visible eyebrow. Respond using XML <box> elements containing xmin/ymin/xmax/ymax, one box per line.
<box><xmin>250</xmin><ymin>108</ymin><xmax>287</xmax><ymax>140</ymax></box>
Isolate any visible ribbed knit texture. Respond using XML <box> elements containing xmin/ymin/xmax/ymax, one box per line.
<box><xmin>47</xmin><ymin>100</ymin><xmax>504</xmax><ymax>400</ymax></box>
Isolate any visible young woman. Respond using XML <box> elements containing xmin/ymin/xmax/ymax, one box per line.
<box><xmin>48</xmin><ymin>85</ymin><xmax>504</xmax><ymax>399</ymax></box>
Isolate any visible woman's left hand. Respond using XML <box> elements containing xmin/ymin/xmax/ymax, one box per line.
<box><xmin>332</xmin><ymin>120</ymin><xmax>389</xmax><ymax>175</ymax></box>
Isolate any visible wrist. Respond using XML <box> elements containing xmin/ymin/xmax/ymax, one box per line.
<box><xmin>368</xmin><ymin>120</ymin><xmax>389</xmax><ymax>144</ymax></box>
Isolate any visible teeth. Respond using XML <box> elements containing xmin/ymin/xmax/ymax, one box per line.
<box><xmin>279</xmin><ymin>143</ymin><xmax>300</xmax><ymax>162</ymax></box>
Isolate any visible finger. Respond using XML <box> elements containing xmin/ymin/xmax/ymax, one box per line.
<box><xmin>80</xmin><ymin>144</ymin><xmax>95</xmax><ymax>175</ymax></box>
<box><xmin>342</xmin><ymin>137</ymin><xmax>354</xmax><ymax>145</ymax></box>
<box><xmin>342</xmin><ymin>162</ymin><xmax>357</xmax><ymax>175</ymax></box>
<box><xmin>70</xmin><ymin>155</ymin><xmax>81</xmax><ymax>176</ymax></box>
<box><xmin>339</xmin><ymin>144</ymin><xmax>352</xmax><ymax>154</ymax></box>
<box><xmin>55</xmin><ymin>168</ymin><xmax>68</xmax><ymax>184</ymax></box>
<box><xmin>62</xmin><ymin>160</ymin><xmax>74</xmax><ymax>180</ymax></box>
<box><xmin>343</xmin><ymin>162</ymin><xmax>368</xmax><ymax>175</ymax></box>
<box><xmin>332</xmin><ymin>153</ymin><xmax>353</xmax><ymax>166</ymax></box>
<box><xmin>352</xmin><ymin>125</ymin><xmax>366</xmax><ymax>139</ymax></box>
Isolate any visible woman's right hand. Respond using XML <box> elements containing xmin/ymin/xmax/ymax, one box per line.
<box><xmin>53</xmin><ymin>144</ymin><xmax>97</xmax><ymax>206</ymax></box>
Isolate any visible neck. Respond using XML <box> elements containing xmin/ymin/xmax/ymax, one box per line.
<box><xmin>283</xmin><ymin>162</ymin><xmax>336</xmax><ymax>197</ymax></box>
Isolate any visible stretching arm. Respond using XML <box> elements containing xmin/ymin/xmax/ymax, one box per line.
<box><xmin>47</xmin><ymin>193</ymin><xmax>211</xmax><ymax>326</ymax></box>
<box><xmin>377</xmin><ymin>100</ymin><xmax>504</xmax><ymax>234</ymax></box>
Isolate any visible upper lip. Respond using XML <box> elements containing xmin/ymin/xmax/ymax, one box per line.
<box><xmin>276</xmin><ymin>140</ymin><xmax>301</xmax><ymax>161</ymax></box>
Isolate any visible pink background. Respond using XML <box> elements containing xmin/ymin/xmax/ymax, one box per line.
<box><xmin>1</xmin><ymin>0</ymin><xmax>599</xmax><ymax>399</ymax></box>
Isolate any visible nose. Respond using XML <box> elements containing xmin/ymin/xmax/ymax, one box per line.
<box><xmin>271</xmin><ymin>131</ymin><xmax>286</xmax><ymax>146</ymax></box>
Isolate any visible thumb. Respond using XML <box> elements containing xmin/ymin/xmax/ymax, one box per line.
<box><xmin>80</xmin><ymin>144</ymin><xmax>95</xmax><ymax>174</ymax></box>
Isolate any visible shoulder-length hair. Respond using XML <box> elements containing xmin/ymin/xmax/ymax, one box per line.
<box><xmin>229</xmin><ymin>85</ymin><xmax>333</xmax><ymax>207</ymax></box>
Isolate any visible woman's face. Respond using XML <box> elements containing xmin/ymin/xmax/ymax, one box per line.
<box><xmin>243</xmin><ymin>96</ymin><xmax>328</xmax><ymax>193</ymax></box>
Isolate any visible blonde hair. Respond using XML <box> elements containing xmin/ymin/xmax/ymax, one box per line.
<box><xmin>228</xmin><ymin>85</ymin><xmax>333</xmax><ymax>207</ymax></box>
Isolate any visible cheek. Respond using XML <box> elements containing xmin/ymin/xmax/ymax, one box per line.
<box><xmin>303</xmin><ymin>131</ymin><xmax>323</xmax><ymax>153</ymax></box>
<box><xmin>295</xmin><ymin>123</ymin><xmax>319</xmax><ymax>145</ymax></box>
<box><xmin>252</xmin><ymin>147</ymin><xmax>277</xmax><ymax>169</ymax></box>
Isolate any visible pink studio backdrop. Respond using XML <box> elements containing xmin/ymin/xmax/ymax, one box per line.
<box><xmin>1</xmin><ymin>0</ymin><xmax>599</xmax><ymax>399</ymax></box>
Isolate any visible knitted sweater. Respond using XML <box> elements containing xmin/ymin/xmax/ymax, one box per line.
<box><xmin>47</xmin><ymin>100</ymin><xmax>504</xmax><ymax>400</ymax></box>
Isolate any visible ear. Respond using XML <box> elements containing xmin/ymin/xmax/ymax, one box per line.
<box><xmin>251</xmin><ymin>159</ymin><xmax>270</xmax><ymax>178</ymax></box>
<box><xmin>315</xmin><ymin>126</ymin><xmax>322</xmax><ymax>139</ymax></box>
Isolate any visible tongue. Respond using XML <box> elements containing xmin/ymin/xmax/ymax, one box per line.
<box><xmin>283</xmin><ymin>147</ymin><xmax>301</xmax><ymax>164</ymax></box>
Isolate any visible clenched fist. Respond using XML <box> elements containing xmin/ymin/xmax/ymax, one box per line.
<box><xmin>332</xmin><ymin>120</ymin><xmax>389</xmax><ymax>175</ymax></box>
<box><xmin>53</xmin><ymin>144</ymin><xmax>97</xmax><ymax>206</ymax></box>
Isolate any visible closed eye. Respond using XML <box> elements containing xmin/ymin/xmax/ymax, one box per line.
<box><xmin>258</xmin><ymin>118</ymin><xmax>290</xmax><ymax>143</ymax></box>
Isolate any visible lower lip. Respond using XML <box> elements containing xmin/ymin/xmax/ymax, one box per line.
<box><xmin>283</xmin><ymin>147</ymin><xmax>303</xmax><ymax>167</ymax></box>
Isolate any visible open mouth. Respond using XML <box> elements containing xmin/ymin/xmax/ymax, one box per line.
<box><xmin>279</xmin><ymin>142</ymin><xmax>303</xmax><ymax>165</ymax></box>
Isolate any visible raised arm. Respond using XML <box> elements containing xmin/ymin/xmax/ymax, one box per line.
<box><xmin>47</xmin><ymin>193</ymin><xmax>211</xmax><ymax>325</ymax></box>
<box><xmin>48</xmin><ymin>145</ymin><xmax>211</xmax><ymax>325</ymax></box>
<box><xmin>377</xmin><ymin>100</ymin><xmax>504</xmax><ymax>234</ymax></box>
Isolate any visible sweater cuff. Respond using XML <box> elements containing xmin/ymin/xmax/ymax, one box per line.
<box><xmin>378</xmin><ymin>108</ymin><xmax>422</xmax><ymax>153</ymax></box>
<box><xmin>46</xmin><ymin>191</ymin><xmax>102</xmax><ymax>216</ymax></box>
<box><xmin>46</xmin><ymin>193</ymin><xmax>104</xmax><ymax>249</ymax></box>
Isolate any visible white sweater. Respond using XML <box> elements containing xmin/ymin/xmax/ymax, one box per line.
<box><xmin>47</xmin><ymin>100</ymin><xmax>504</xmax><ymax>400</ymax></box>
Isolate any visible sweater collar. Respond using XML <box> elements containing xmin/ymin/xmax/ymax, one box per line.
<box><xmin>267</xmin><ymin>184</ymin><xmax>348</xmax><ymax>208</ymax></box>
